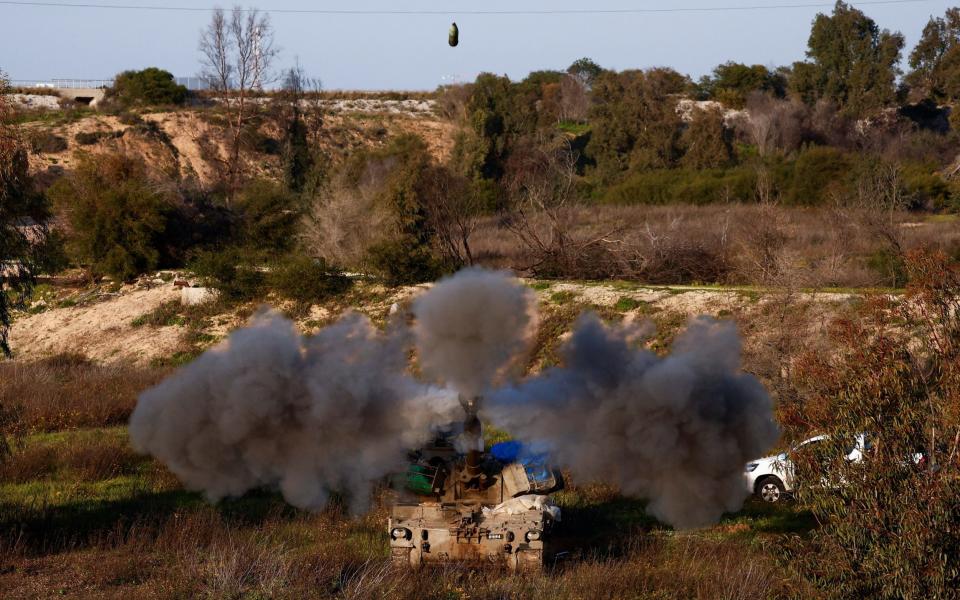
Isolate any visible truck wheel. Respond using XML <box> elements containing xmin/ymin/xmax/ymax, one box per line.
<box><xmin>756</xmin><ymin>477</ymin><xmax>786</xmax><ymax>503</ymax></box>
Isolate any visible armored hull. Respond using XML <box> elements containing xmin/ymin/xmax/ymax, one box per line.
<box><xmin>388</xmin><ymin>431</ymin><xmax>562</xmax><ymax>571</ymax></box>
<box><xmin>389</xmin><ymin>500</ymin><xmax>552</xmax><ymax>571</ymax></box>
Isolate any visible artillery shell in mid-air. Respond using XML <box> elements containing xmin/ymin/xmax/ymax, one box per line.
<box><xmin>449</xmin><ymin>22</ymin><xmax>459</xmax><ymax>47</ymax></box>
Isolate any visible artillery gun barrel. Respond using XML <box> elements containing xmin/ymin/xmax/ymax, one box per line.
<box><xmin>460</xmin><ymin>395</ymin><xmax>483</xmax><ymax>479</ymax></box>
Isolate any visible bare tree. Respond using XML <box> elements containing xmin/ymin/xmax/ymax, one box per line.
<box><xmin>503</xmin><ymin>136</ymin><xmax>619</xmax><ymax>277</ymax></box>
<box><xmin>851</xmin><ymin>160</ymin><xmax>909</xmax><ymax>287</ymax></box>
<box><xmin>277</xmin><ymin>62</ymin><xmax>324</xmax><ymax>148</ymax></box>
<box><xmin>199</xmin><ymin>6</ymin><xmax>278</xmax><ymax>196</ymax></box>
<box><xmin>559</xmin><ymin>74</ymin><xmax>589</xmax><ymax>122</ymax></box>
<box><xmin>199</xmin><ymin>8</ymin><xmax>232</xmax><ymax>94</ymax></box>
<box><xmin>739</xmin><ymin>92</ymin><xmax>807</xmax><ymax>157</ymax></box>
<box><xmin>420</xmin><ymin>166</ymin><xmax>481</xmax><ymax>267</ymax></box>
<box><xmin>300</xmin><ymin>162</ymin><xmax>393</xmax><ymax>271</ymax></box>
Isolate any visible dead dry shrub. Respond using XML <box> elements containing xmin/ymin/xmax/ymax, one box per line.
<box><xmin>0</xmin><ymin>443</ymin><xmax>56</xmax><ymax>483</ymax></box>
<box><xmin>0</xmin><ymin>355</ymin><xmax>169</xmax><ymax>433</ymax></box>
<box><xmin>0</xmin><ymin>432</ymin><xmax>140</xmax><ymax>484</ymax></box>
<box><xmin>301</xmin><ymin>163</ymin><xmax>392</xmax><ymax>272</ymax></box>
<box><xmin>469</xmin><ymin>203</ymin><xmax>960</xmax><ymax>287</ymax></box>
<box><xmin>629</xmin><ymin>214</ymin><xmax>733</xmax><ymax>284</ymax></box>
<box><xmin>68</xmin><ymin>436</ymin><xmax>141</xmax><ymax>481</ymax></box>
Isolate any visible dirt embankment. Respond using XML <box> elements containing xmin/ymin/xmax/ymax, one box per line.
<box><xmin>8</xmin><ymin>274</ymin><xmax>854</xmax><ymax>368</ymax></box>
<box><xmin>22</xmin><ymin>105</ymin><xmax>456</xmax><ymax>190</ymax></box>
<box><xmin>9</xmin><ymin>278</ymin><xmax>183</xmax><ymax>364</ymax></box>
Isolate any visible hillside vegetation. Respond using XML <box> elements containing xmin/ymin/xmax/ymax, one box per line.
<box><xmin>4</xmin><ymin>2</ymin><xmax>960</xmax><ymax>598</ymax></box>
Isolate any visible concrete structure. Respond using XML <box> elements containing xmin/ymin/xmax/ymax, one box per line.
<box><xmin>57</xmin><ymin>87</ymin><xmax>107</xmax><ymax>107</ymax></box>
<box><xmin>11</xmin><ymin>79</ymin><xmax>109</xmax><ymax>107</ymax></box>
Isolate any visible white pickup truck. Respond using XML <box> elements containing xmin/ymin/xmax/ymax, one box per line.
<box><xmin>743</xmin><ymin>434</ymin><xmax>870</xmax><ymax>503</ymax></box>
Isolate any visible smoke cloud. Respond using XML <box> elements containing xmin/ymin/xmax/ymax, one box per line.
<box><xmin>486</xmin><ymin>314</ymin><xmax>780</xmax><ymax>529</ymax></box>
<box><xmin>129</xmin><ymin>311</ymin><xmax>459</xmax><ymax>513</ymax></box>
<box><xmin>131</xmin><ymin>267</ymin><xmax>778</xmax><ymax>529</ymax></box>
<box><xmin>413</xmin><ymin>268</ymin><xmax>537</xmax><ymax>396</ymax></box>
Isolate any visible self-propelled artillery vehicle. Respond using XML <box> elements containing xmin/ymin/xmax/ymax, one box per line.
<box><xmin>388</xmin><ymin>397</ymin><xmax>563</xmax><ymax>571</ymax></box>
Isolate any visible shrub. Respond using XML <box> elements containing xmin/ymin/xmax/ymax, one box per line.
<box><xmin>0</xmin><ymin>355</ymin><xmax>168</xmax><ymax>433</ymax></box>
<box><xmin>367</xmin><ymin>237</ymin><xmax>444</xmax><ymax>286</ymax></box>
<box><xmin>74</xmin><ymin>131</ymin><xmax>100</xmax><ymax>146</ymax></box>
<box><xmin>784</xmin><ymin>145</ymin><xmax>852</xmax><ymax>205</ymax></box>
<box><xmin>601</xmin><ymin>167</ymin><xmax>758</xmax><ymax>205</ymax></box>
<box><xmin>234</xmin><ymin>180</ymin><xmax>302</xmax><ymax>255</ymax></box>
<box><xmin>48</xmin><ymin>153</ymin><xmax>176</xmax><ymax>281</ymax></box>
<box><xmin>110</xmin><ymin>68</ymin><xmax>188</xmax><ymax>106</ymax></box>
<box><xmin>866</xmin><ymin>247</ymin><xmax>907</xmax><ymax>288</ymax></box>
<box><xmin>267</xmin><ymin>255</ymin><xmax>351</xmax><ymax>304</ymax></box>
<box><xmin>189</xmin><ymin>248</ymin><xmax>265</xmax><ymax>302</ymax></box>
<box><xmin>117</xmin><ymin>111</ymin><xmax>144</xmax><ymax>126</ymax></box>
<box><xmin>74</xmin><ymin>130</ymin><xmax>120</xmax><ymax>146</ymax></box>
<box><xmin>242</xmin><ymin>128</ymin><xmax>281</xmax><ymax>156</ymax></box>
<box><xmin>901</xmin><ymin>162</ymin><xmax>952</xmax><ymax>209</ymax></box>
<box><xmin>790</xmin><ymin>249</ymin><xmax>960</xmax><ymax>599</ymax></box>
<box><xmin>28</xmin><ymin>131</ymin><xmax>68</xmax><ymax>154</ymax></box>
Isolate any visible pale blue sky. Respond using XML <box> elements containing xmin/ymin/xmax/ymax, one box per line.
<box><xmin>0</xmin><ymin>1</ymin><xmax>955</xmax><ymax>90</ymax></box>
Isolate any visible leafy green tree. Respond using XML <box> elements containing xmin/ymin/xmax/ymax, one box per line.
<box><xmin>792</xmin><ymin>1</ymin><xmax>905</xmax><ymax>115</ymax></box>
<box><xmin>458</xmin><ymin>73</ymin><xmax>538</xmax><ymax>182</ymax></box>
<box><xmin>567</xmin><ymin>57</ymin><xmax>604</xmax><ymax>88</ymax></box>
<box><xmin>49</xmin><ymin>153</ymin><xmax>174</xmax><ymax>281</ymax></box>
<box><xmin>698</xmin><ymin>62</ymin><xmax>787</xmax><ymax>107</ymax></box>
<box><xmin>906</xmin><ymin>8</ymin><xmax>960</xmax><ymax>101</ymax></box>
<box><xmin>233</xmin><ymin>179</ymin><xmax>302</xmax><ymax>255</ymax></box>
<box><xmin>587</xmin><ymin>68</ymin><xmax>689</xmax><ymax>182</ymax></box>
<box><xmin>363</xmin><ymin>134</ymin><xmax>445</xmax><ymax>285</ymax></box>
<box><xmin>680</xmin><ymin>108</ymin><xmax>734</xmax><ymax>169</ymax></box>
<box><xmin>276</xmin><ymin>65</ymin><xmax>315</xmax><ymax>194</ymax></box>
<box><xmin>110</xmin><ymin>68</ymin><xmax>188</xmax><ymax>106</ymax></box>
<box><xmin>0</xmin><ymin>73</ymin><xmax>60</xmax><ymax>357</ymax></box>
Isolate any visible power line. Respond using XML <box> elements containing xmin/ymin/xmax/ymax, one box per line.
<box><xmin>0</xmin><ymin>0</ymin><xmax>934</xmax><ymax>15</ymax></box>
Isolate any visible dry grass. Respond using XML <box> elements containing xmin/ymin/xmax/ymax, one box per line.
<box><xmin>0</xmin><ymin>354</ymin><xmax>169</xmax><ymax>433</ymax></box>
<box><xmin>0</xmin><ymin>518</ymin><xmax>813</xmax><ymax>599</ymax></box>
<box><xmin>0</xmin><ymin>434</ymin><xmax>818</xmax><ymax>599</ymax></box>
<box><xmin>470</xmin><ymin>204</ymin><xmax>960</xmax><ymax>287</ymax></box>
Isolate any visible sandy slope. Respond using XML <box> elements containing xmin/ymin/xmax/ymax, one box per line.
<box><xmin>8</xmin><ymin>283</ymin><xmax>183</xmax><ymax>364</ymax></box>
<box><xmin>8</xmin><ymin>272</ymin><xmax>857</xmax><ymax>367</ymax></box>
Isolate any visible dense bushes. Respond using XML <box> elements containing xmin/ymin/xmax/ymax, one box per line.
<box><xmin>266</xmin><ymin>255</ymin><xmax>350</xmax><ymax>303</ymax></box>
<box><xmin>785</xmin><ymin>146</ymin><xmax>851</xmax><ymax>205</ymax></box>
<box><xmin>110</xmin><ymin>68</ymin><xmax>188</xmax><ymax>106</ymax></box>
<box><xmin>789</xmin><ymin>249</ymin><xmax>960</xmax><ymax>598</ymax></box>
<box><xmin>601</xmin><ymin>167</ymin><xmax>758</xmax><ymax>205</ymax></box>
<box><xmin>189</xmin><ymin>249</ymin><xmax>265</xmax><ymax>301</ymax></box>
<box><xmin>49</xmin><ymin>153</ymin><xmax>177</xmax><ymax>281</ymax></box>
<box><xmin>232</xmin><ymin>179</ymin><xmax>302</xmax><ymax>254</ymax></box>
<box><xmin>190</xmin><ymin>250</ymin><xmax>351</xmax><ymax>303</ymax></box>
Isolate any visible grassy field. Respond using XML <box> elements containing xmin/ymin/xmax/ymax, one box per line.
<box><xmin>0</xmin><ymin>278</ymin><xmax>839</xmax><ymax>598</ymax></box>
<box><xmin>0</xmin><ymin>417</ymin><xmax>819</xmax><ymax>599</ymax></box>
